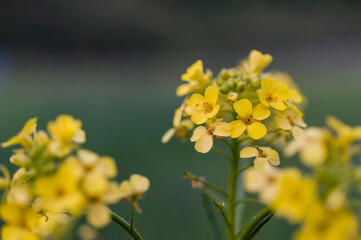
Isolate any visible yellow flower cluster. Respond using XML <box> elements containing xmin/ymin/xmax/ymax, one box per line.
<box><xmin>163</xmin><ymin>50</ymin><xmax>306</xmax><ymax>169</ymax></box>
<box><xmin>244</xmin><ymin>117</ymin><xmax>361</xmax><ymax>239</ymax></box>
<box><xmin>0</xmin><ymin>115</ymin><xmax>149</xmax><ymax>239</ymax></box>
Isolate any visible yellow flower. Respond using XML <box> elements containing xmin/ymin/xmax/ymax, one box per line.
<box><xmin>34</xmin><ymin>212</ymin><xmax>72</xmax><ymax>238</ymax></box>
<box><xmin>176</xmin><ymin>60</ymin><xmax>212</xmax><ymax>96</ymax></box>
<box><xmin>119</xmin><ymin>174</ymin><xmax>150</xmax><ymax>204</ymax></box>
<box><xmin>242</xmin><ymin>50</ymin><xmax>273</xmax><ymax>75</ymax></box>
<box><xmin>162</xmin><ymin>120</ymin><xmax>194</xmax><ymax>143</ymax></box>
<box><xmin>190</xmin><ymin>121</ymin><xmax>231</xmax><ymax>153</ymax></box>
<box><xmin>326</xmin><ymin>116</ymin><xmax>361</xmax><ymax>147</ymax></box>
<box><xmin>294</xmin><ymin>204</ymin><xmax>357</xmax><ymax>240</ymax></box>
<box><xmin>285</xmin><ymin>127</ymin><xmax>329</xmax><ymax>167</ymax></box>
<box><xmin>240</xmin><ymin>146</ymin><xmax>280</xmax><ymax>171</ymax></box>
<box><xmin>188</xmin><ymin>86</ymin><xmax>220</xmax><ymax>124</ymax></box>
<box><xmin>258</xmin><ymin>77</ymin><xmax>290</xmax><ymax>110</ymax></box>
<box><xmin>243</xmin><ymin>166</ymin><xmax>279</xmax><ymax>203</ymax></box>
<box><xmin>0</xmin><ymin>203</ymin><xmax>40</xmax><ymax>240</ymax></box>
<box><xmin>229</xmin><ymin>99</ymin><xmax>270</xmax><ymax>139</ymax></box>
<box><xmin>34</xmin><ymin>157</ymin><xmax>85</xmax><ymax>214</ymax></box>
<box><xmin>47</xmin><ymin>115</ymin><xmax>86</xmax><ymax>157</ymax></box>
<box><xmin>275</xmin><ymin>109</ymin><xmax>307</xmax><ymax>139</ymax></box>
<box><xmin>77</xmin><ymin>149</ymin><xmax>117</xmax><ymax>178</ymax></box>
<box><xmin>1</xmin><ymin>118</ymin><xmax>37</xmax><ymax>149</ymax></box>
<box><xmin>0</xmin><ymin>165</ymin><xmax>10</xmax><ymax>189</ymax></box>
<box><xmin>271</xmin><ymin>168</ymin><xmax>317</xmax><ymax>223</ymax></box>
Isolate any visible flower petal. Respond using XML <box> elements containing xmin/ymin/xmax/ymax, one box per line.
<box><xmin>233</xmin><ymin>99</ymin><xmax>252</xmax><ymax>117</ymax></box>
<box><xmin>254</xmin><ymin>157</ymin><xmax>269</xmax><ymax>171</ymax></box>
<box><xmin>190</xmin><ymin>126</ymin><xmax>208</xmax><ymax>142</ymax></box>
<box><xmin>213</xmin><ymin>122</ymin><xmax>231</xmax><ymax>137</ymax></box>
<box><xmin>274</xmin><ymin>81</ymin><xmax>290</xmax><ymax>101</ymax></box>
<box><xmin>247</xmin><ymin>122</ymin><xmax>267</xmax><ymax>139</ymax></box>
<box><xmin>292</xmin><ymin>126</ymin><xmax>304</xmax><ymax>140</ymax></box>
<box><xmin>191</xmin><ymin>111</ymin><xmax>208</xmax><ymax>125</ymax></box>
<box><xmin>189</xmin><ymin>94</ymin><xmax>206</xmax><ymax>111</ymax></box>
<box><xmin>257</xmin><ymin>90</ymin><xmax>270</xmax><ymax>107</ymax></box>
<box><xmin>206</xmin><ymin>104</ymin><xmax>220</xmax><ymax>119</ymax></box>
<box><xmin>270</xmin><ymin>100</ymin><xmax>286</xmax><ymax>111</ymax></box>
<box><xmin>253</xmin><ymin>104</ymin><xmax>270</xmax><ymax>120</ymax></box>
<box><xmin>161</xmin><ymin>128</ymin><xmax>176</xmax><ymax>143</ymax></box>
<box><xmin>229</xmin><ymin>120</ymin><xmax>246</xmax><ymax>138</ymax></box>
<box><xmin>240</xmin><ymin>147</ymin><xmax>259</xmax><ymax>158</ymax></box>
<box><xmin>261</xmin><ymin>77</ymin><xmax>275</xmax><ymax>93</ymax></box>
<box><xmin>275</xmin><ymin>115</ymin><xmax>292</xmax><ymax>130</ymax></box>
<box><xmin>195</xmin><ymin>133</ymin><xmax>213</xmax><ymax>153</ymax></box>
<box><xmin>176</xmin><ymin>83</ymin><xmax>193</xmax><ymax>96</ymax></box>
<box><xmin>266</xmin><ymin>149</ymin><xmax>280</xmax><ymax>166</ymax></box>
<box><xmin>204</xmin><ymin>86</ymin><xmax>218</xmax><ymax>105</ymax></box>
<box><xmin>87</xmin><ymin>204</ymin><xmax>111</xmax><ymax>228</ymax></box>
<box><xmin>130</xmin><ymin>174</ymin><xmax>150</xmax><ymax>194</ymax></box>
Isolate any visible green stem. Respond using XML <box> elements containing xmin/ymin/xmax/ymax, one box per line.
<box><xmin>183</xmin><ymin>170</ymin><xmax>228</xmax><ymax>197</ymax></box>
<box><xmin>109</xmin><ymin>210</ymin><xmax>143</xmax><ymax>240</ymax></box>
<box><xmin>226</xmin><ymin>139</ymin><xmax>240</xmax><ymax>240</ymax></box>
<box><xmin>130</xmin><ymin>203</ymin><xmax>135</xmax><ymax>229</ymax></box>
<box><xmin>236</xmin><ymin>162</ymin><xmax>253</xmax><ymax>175</ymax></box>
<box><xmin>237</xmin><ymin>207</ymin><xmax>274</xmax><ymax>240</ymax></box>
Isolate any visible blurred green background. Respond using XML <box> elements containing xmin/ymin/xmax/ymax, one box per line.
<box><xmin>1</xmin><ymin>0</ymin><xmax>361</xmax><ymax>239</ymax></box>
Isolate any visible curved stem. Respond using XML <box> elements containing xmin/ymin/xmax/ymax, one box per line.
<box><xmin>237</xmin><ymin>162</ymin><xmax>253</xmax><ymax>175</ymax></box>
<box><xmin>212</xmin><ymin>145</ymin><xmax>231</xmax><ymax>161</ymax></box>
<box><xmin>109</xmin><ymin>210</ymin><xmax>144</xmax><ymax>240</ymax></box>
<box><xmin>237</xmin><ymin>207</ymin><xmax>274</xmax><ymax>240</ymax></box>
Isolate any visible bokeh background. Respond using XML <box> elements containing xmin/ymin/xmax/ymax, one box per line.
<box><xmin>1</xmin><ymin>1</ymin><xmax>361</xmax><ymax>239</ymax></box>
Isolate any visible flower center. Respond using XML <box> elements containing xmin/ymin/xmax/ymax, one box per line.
<box><xmin>203</xmin><ymin>102</ymin><xmax>214</xmax><ymax>113</ymax></box>
<box><xmin>241</xmin><ymin>115</ymin><xmax>255</xmax><ymax>125</ymax></box>
<box><xmin>266</xmin><ymin>92</ymin><xmax>278</xmax><ymax>102</ymax></box>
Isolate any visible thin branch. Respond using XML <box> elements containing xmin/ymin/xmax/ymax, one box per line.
<box><xmin>212</xmin><ymin>145</ymin><xmax>231</xmax><ymax>161</ymax></box>
<box><xmin>237</xmin><ymin>162</ymin><xmax>253</xmax><ymax>175</ymax></box>
<box><xmin>109</xmin><ymin>210</ymin><xmax>143</xmax><ymax>240</ymax></box>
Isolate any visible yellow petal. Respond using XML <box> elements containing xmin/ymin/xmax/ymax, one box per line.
<box><xmin>204</xmin><ymin>86</ymin><xmax>218</xmax><ymax>105</ymax></box>
<box><xmin>254</xmin><ymin>157</ymin><xmax>269</xmax><ymax>171</ymax></box>
<box><xmin>247</xmin><ymin>122</ymin><xmax>267</xmax><ymax>139</ymax></box>
<box><xmin>97</xmin><ymin>156</ymin><xmax>117</xmax><ymax>178</ymax></box>
<box><xmin>181</xmin><ymin>120</ymin><xmax>194</xmax><ymax>130</ymax></box>
<box><xmin>300</xmin><ymin>143</ymin><xmax>327</xmax><ymax>167</ymax></box>
<box><xmin>233</xmin><ymin>99</ymin><xmax>252</xmax><ymax>117</ymax></box>
<box><xmin>82</xmin><ymin>172</ymin><xmax>108</xmax><ymax>197</ymax></box>
<box><xmin>21</xmin><ymin>118</ymin><xmax>37</xmax><ymax>135</ymax></box>
<box><xmin>270</xmin><ymin>100</ymin><xmax>286</xmax><ymax>111</ymax></box>
<box><xmin>195</xmin><ymin>133</ymin><xmax>213</xmax><ymax>153</ymax></box>
<box><xmin>261</xmin><ymin>77</ymin><xmax>275</xmax><ymax>93</ymax></box>
<box><xmin>190</xmin><ymin>126</ymin><xmax>208</xmax><ymax>142</ymax></box>
<box><xmin>291</xmin><ymin>126</ymin><xmax>304</xmax><ymax>140</ymax></box>
<box><xmin>176</xmin><ymin>83</ymin><xmax>193</xmax><ymax>96</ymax></box>
<box><xmin>161</xmin><ymin>128</ymin><xmax>176</xmax><ymax>143</ymax></box>
<box><xmin>191</xmin><ymin>111</ymin><xmax>208</xmax><ymax>125</ymax></box>
<box><xmin>274</xmin><ymin>81</ymin><xmax>289</xmax><ymax>101</ymax></box>
<box><xmin>229</xmin><ymin>120</ymin><xmax>246</xmax><ymax>138</ymax></box>
<box><xmin>213</xmin><ymin>122</ymin><xmax>231</xmax><ymax>137</ymax></box>
<box><xmin>289</xmin><ymin>89</ymin><xmax>302</xmax><ymax>103</ymax></box>
<box><xmin>275</xmin><ymin>115</ymin><xmax>292</xmax><ymax>130</ymax></box>
<box><xmin>119</xmin><ymin>180</ymin><xmax>133</xmax><ymax>199</ymax></box>
<box><xmin>240</xmin><ymin>147</ymin><xmax>259</xmax><ymax>158</ymax></box>
<box><xmin>188</xmin><ymin>94</ymin><xmax>206</xmax><ymax>111</ymax></box>
<box><xmin>252</xmin><ymin>104</ymin><xmax>270</xmax><ymax>120</ymax></box>
<box><xmin>130</xmin><ymin>174</ymin><xmax>150</xmax><ymax>194</ymax></box>
<box><xmin>173</xmin><ymin>108</ymin><xmax>183</xmax><ymax>127</ymax></box>
<box><xmin>206</xmin><ymin>104</ymin><xmax>220</xmax><ymax>119</ymax></box>
<box><xmin>257</xmin><ymin>91</ymin><xmax>270</xmax><ymax>107</ymax></box>
<box><xmin>265</xmin><ymin>149</ymin><xmax>280</xmax><ymax>166</ymax></box>
<box><xmin>86</xmin><ymin>204</ymin><xmax>111</xmax><ymax>228</ymax></box>
<box><xmin>102</xmin><ymin>181</ymin><xmax>121</xmax><ymax>204</ymax></box>
<box><xmin>181</xmin><ymin>60</ymin><xmax>203</xmax><ymax>81</ymax></box>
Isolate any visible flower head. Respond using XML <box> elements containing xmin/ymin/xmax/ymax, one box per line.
<box><xmin>240</xmin><ymin>146</ymin><xmax>280</xmax><ymax>171</ymax></box>
<box><xmin>229</xmin><ymin>99</ymin><xmax>270</xmax><ymax>139</ymax></box>
<box><xmin>258</xmin><ymin>77</ymin><xmax>289</xmax><ymax>111</ymax></box>
<box><xmin>242</xmin><ymin>50</ymin><xmax>273</xmax><ymax>75</ymax></box>
<box><xmin>1</xmin><ymin>118</ymin><xmax>37</xmax><ymax>150</ymax></box>
<box><xmin>189</xmin><ymin>86</ymin><xmax>220</xmax><ymax>124</ymax></box>
<box><xmin>119</xmin><ymin>174</ymin><xmax>150</xmax><ymax>207</ymax></box>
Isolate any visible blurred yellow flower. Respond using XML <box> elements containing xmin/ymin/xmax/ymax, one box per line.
<box><xmin>176</xmin><ymin>60</ymin><xmax>212</xmax><ymax>96</ymax></box>
<box><xmin>272</xmin><ymin>168</ymin><xmax>317</xmax><ymax>223</ymax></box>
<box><xmin>275</xmin><ymin>109</ymin><xmax>307</xmax><ymax>139</ymax></box>
<box><xmin>294</xmin><ymin>204</ymin><xmax>357</xmax><ymax>240</ymax></box>
<box><xmin>285</xmin><ymin>127</ymin><xmax>329</xmax><ymax>167</ymax></box>
<box><xmin>258</xmin><ymin>77</ymin><xmax>289</xmax><ymax>111</ymax></box>
<box><xmin>243</xmin><ymin>50</ymin><xmax>273</xmax><ymax>75</ymax></box>
<box><xmin>1</xmin><ymin>118</ymin><xmax>37</xmax><ymax>149</ymax></box>
<box><xmin>230</xmin><ymin>99</ymin><xmax>270</xmax><ymax>139</ymax></box>
<box><xmin>190</xmin><ymin>121</ymin><xmax>231</xmax><ymax>153</ymax></box>
<box><xmin>47</xmin><ymin>115</ymin><xmax>86</xmax><ymax>157</ymax></box>
<box><xmin>240</xmin><ymin>146</ymin><xmax>280</xmax><ymax>171</ymax></box>
<box><xmin>188</xmin><ymin>86</ymin><xmax>220</xmax><ymax>124</ymax></box>
<box><xmin>162</xmin><ymin>119</ymin><xmax>194</xmax><ymax>143</ymax></box>
<box><xmin>119</xmin><ymin>174</ymin><xmax>150</xmax><ymax>202</ymax></box>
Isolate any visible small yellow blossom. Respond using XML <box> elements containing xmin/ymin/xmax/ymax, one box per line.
<box><xmin>258</xmin><ymin>77</ymin><xmax>290</xmax><ymax>111</ymax></box>
<box><xmin>190</xmin><ymin>121</ymin><xmax>231</xmax><ymax>153</ymax></box>
<box><xmin>240</xmin><ymin>146</ymin><xmax>280</xmax><ymax>171</ymax></box>
<box><xmin>326</xmin><ymin>116</ymin><xmax>361</xmax><ymax>150</ymax></box>
<box><xmin>272</xmin><ymin>168</ymin><xmax>317</xmax><ymax>223</ymax></box>
<box><xmin>229</xmin><ymin>99</ymin><xmax>270</xmax><ymax>139</ymax></box>
<box><xmin>47</xmin><ymin>115</ymin><xmax>86</xmax><ymax>157</ymax></box>
<box><xmin>244</xmin><ymin>166</ymin><xmax>279</xmax><ymax>203</ymax></box>
<box><xmin>275</xmin><ymin>109</ymin><xmax>307</xmax><ymax>139</ymax></box>
<box><xmin>162</xmin><ymin>119</ymin><xmax>194</xmax><ymax>143</ymax></box>
<box><xmin>119</xmin><ymin>174</ymin><xmax>150</xmax><ymax>204</ymax></box>
<box><xmin>294</xmin><ymin>204</ymin><xmax>357</xmax><ymax>240</ymax></box>
<box><xmin>1</xmin><ymin>118</ymin><xmax>37</xmax><ymax>149</ymax></box>
<box><xmin>188</xmin><ymin>86</ymin><xmax>220</xmax><ymax>124</ymax></box>
<box><xmin>285</xmin><ymin>127</ymin><xmax>329</xmax><ymax>167</ymax></box>
<box><xmin>176</xmin><ymin>60</ymin><xmax>212</xmax><ymax>96</ymax></box>
<box><xmin>242</xmin><ymin>50</ymin><xmax>273</xmax><ymax>75</ymax></box>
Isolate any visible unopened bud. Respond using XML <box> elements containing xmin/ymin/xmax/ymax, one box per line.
<box><xmin>213</xmin><ymin>200</ymin><xmax>225</xmax><ymax>213</ymax></box>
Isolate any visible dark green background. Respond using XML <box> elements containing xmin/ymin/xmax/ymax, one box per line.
<box><xmin>0</xmin><ymin>1</ymin><xmax>361</xmax><ymax>239</ymax></box>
